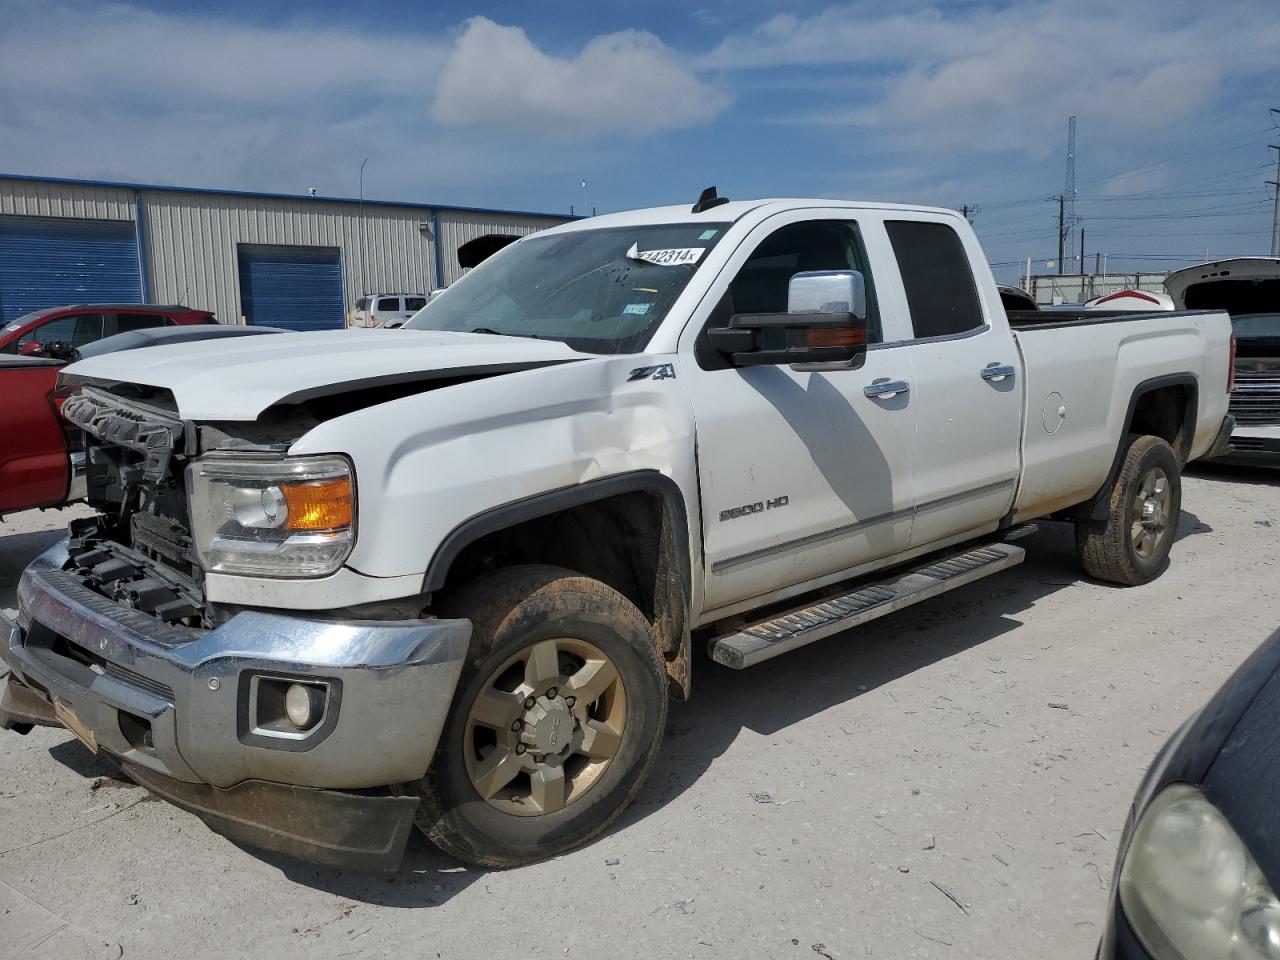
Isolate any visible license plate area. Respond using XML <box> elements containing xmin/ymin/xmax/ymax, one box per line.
<box><xmin>53</xmin><ymin>697</ymin><xmax>98</xmax><ymax>753</ymax></box>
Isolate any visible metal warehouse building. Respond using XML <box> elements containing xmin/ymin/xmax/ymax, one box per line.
<box><xmin>0</xmin><ymin>174</ymin><xmax>569</xmax><ymax>330</ymax></box>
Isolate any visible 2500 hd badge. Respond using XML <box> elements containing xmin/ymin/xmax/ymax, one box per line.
<box><xmin>720</xmin><ymin>495</ymin><xmax>790</xmax><ymax>522</ymax></box>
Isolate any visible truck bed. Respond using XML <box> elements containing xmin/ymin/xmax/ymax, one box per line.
<box><xmin>1009</xmin><ymin>307</ymin><xmax>1232</xmax><ymax>523</ymax></box>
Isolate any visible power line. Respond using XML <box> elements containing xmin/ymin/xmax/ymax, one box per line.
<box><xmin>1074</xmin><ymin>126</ymin><xmax>1277</xmax><ymax>191</ymax></box>
<box><xmin>1075</xmin><ymin>188</ymin><xmax>1268</xmax><ymax>202</ymax></box>
<box><xmin>975</xmin><ymin>203</ymin><xmax>1271</xmax><ymax>242</ymax></box>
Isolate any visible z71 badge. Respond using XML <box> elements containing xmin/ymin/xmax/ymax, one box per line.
<box><xmin>628</xmin><ymin>364</ymin><xmax>676</xmax><ymax>381</ymax></box>
<box><xmin>719</xmin><ymin>495</ymin><xmax>789</xmax><ymax>522</ymax></box>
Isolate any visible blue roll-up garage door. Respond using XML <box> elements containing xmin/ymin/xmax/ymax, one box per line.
<box><xmin>0</xmin><ymin>215</ymin><xmax>141</xmax><ymax>324</ymax></box>
<box><xmin>237</xmin><ymin>244</ymin><xmax>343</xmax><ymax>331</ymax></box>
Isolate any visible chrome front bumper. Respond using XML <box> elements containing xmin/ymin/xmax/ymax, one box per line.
<box><xmin>0</xmin><ymin>540</ymin><xmax>471</xmax><ymax>869</ymax></box>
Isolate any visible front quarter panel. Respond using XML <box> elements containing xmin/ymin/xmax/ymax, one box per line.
<box><xmin>288</xmin><ymin>354</ymin><xmax>702</xmax><ymax>607</ymax></box>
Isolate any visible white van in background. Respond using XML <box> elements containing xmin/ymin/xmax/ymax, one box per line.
<box><xmin>348</xmin><ymin>294</ymin><xmax>429</xmax><ymax>329</ymax></box>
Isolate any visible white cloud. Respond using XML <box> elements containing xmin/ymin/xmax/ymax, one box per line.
<box><xmin>431</xmin><ymin>17</ymin><xmax>729</xmax><ymax>139</ymax></box>
<box><xmin>0</xmin><ymin>0</ymin><xmax>460</xmax><ymax>196</ymax></box>
<box><xmin>706</xmin><ymin>0</ymin><xmax>1280</xmax><ymax>156</ymax></box>
<box><xmin>0</xmin><ymin>1</ymin><xmax>445</xmax><ymax>112</ymax></box>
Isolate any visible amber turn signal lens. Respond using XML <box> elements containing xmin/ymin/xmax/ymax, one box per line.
<box><xmin>805</xmin><ymin>327</ymin><xmax>866</xmax><ymax>348</ymax></box>
<box><xmin>281</xmin><ymin>477</ymin><xmax>353</xmax><ymax>531</ymax></box>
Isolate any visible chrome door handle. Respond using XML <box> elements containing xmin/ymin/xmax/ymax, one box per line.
<box><xmin>981</xmin><ymin>363</ymin><xmax>1016</xmax><ymax>382</ymax></box>
<box><xmin>864</xmin><ymin>378</ymin><xmax>910</xmax><ymax>399</ymax></box>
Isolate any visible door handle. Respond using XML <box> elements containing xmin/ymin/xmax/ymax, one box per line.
<box><xmin>981</xmin><ymin>363</ymin><xmax>1016</xmax><ymax>382</ymax></box>
<box><xmin>864</xmin><ymin>378</ymin><xmax>910</xmax><ymax>399</ymax></box>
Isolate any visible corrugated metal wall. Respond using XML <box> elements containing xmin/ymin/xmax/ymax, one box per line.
<box><xmin>0</xmin><ymin>176</ymin><xmax>567</xmax><ymax>326</ymax></box>
<box><xmin>142</xmin><ymin>190</ymin><xmax>439</xmax><ymax>324</ymax></box>
<box><xmin>436</xmin><ymin>211</ymin><xmax>555</xmax><ymax>286</ymax></box>
<box><xmin>0</xmin><ymin>179</ymin><xmax>134</xmax><ymax>221</ymax></box>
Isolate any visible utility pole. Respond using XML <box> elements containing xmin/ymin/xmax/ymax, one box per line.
<box><xmin>961</xmin><ymin>204</ymin><xmax>980</xmax><ymax>224</ymax></box>
<box><xmin>1058</xmin><ymin>194</ymin><xmax>1065</xmax><ymax>275</ymax></box>
<box><xmin>1079</xmin><ymin>228</ymin><xmax>1085</xmax><ymax>275</ymax></box>
<box><xmin>1270</xmin><ymin>142</ymin><xmax>1280</xmax><ymax>257</ymax></box>
<box><xmin>1063</xmin><ymin>115</ymin><xmax>1078</xmax><ymax>265</ymax></box>
<box><xmin>358</xmin><ymin>157</ymin><xmax>368</xmax><ymax>319</ymax></box>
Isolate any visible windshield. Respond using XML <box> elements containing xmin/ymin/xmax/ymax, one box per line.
<box><xmin>403</xmin><ymin>223</ymin><xmax>730</xmax><ymax>353</ymax></box>
<box><xmin>1232</xmin><ymin>314</ymin><xmax>1280</xmax><ymax>339</ymax></box>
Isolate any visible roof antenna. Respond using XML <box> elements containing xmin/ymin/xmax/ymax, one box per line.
<box><xmin>691</xmin><ymin>185</ymin><xmax>730</xmax><ymax>214</ymax></box>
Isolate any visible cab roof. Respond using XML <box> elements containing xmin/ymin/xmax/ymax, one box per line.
<box><xmin>539</xmin><ymin>198</ymin><xmax>962</xmax><ymax>235</ymax></box>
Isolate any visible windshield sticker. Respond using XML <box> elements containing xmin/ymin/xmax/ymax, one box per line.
<box><xmin>698</xmin><ymin>229</ymin><xmax>719</xmax><ymax>241</ymax></box>
<box><xmin>3</xmin><ymin>322</ymin><xmax>20</xmax><ymax>332</ymax></box>
<box><xmin>622</xmin><ymin>303</ymin><xmax>653</xmax><ymax>316</ymax></box>
<box><xmin>625</xmin><ymin>242</ymin><xmax>704</xmax><ymax>267</ymax></box>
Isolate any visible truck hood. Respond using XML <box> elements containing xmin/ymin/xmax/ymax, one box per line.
<box><xmin>60</xmin><ymin>329</ymin><xmax>588</xmax><ymax>421</ymax></box>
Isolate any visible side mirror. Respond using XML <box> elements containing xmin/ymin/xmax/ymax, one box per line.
<box><xmin>18</xmin><ymin>340</ymin><xmax>45</xmax><ymax>357</ymax></box>
<box><xmin>707</xmin><ymin>270</ymin><xmax>868</xmax><ymax>368</ymax></box>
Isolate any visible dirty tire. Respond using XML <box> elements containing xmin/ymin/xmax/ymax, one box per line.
<box><xmin>1075</xmin><ymin>435</ymin><xmax>1182</xmax><ymax>586</ymax></box>
<box><xmin>414</xmin><ymin>565</ymin><xmax>667</xmax><ymax>868</ymax></box>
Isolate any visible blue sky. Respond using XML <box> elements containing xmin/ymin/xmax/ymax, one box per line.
<box><xmin>2</xmin><ymin>0</ymin><xmax>1278</xmax><ymax>283</ymax></box>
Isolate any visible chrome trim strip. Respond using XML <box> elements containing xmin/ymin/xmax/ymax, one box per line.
<box><xmin>867</xmin><ymin>324</ymin><xmax>991</xmax><ymax>351</ymax></box>
<box><xmin>711</xmin><ymin>478</ymin><xmax>1017</xmax><ymax>574</ymax></box>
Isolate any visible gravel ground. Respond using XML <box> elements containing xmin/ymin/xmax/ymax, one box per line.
<box><xmin>1</xmin><ymin>463</ymin><xmax>1277</xmax><ymax>960</ymax></box>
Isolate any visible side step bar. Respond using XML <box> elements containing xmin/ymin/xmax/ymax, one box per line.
<box><xmin>709</xmin><ymin>538</ymin><xmax>1029</xmax><ymax>669</ymax></box>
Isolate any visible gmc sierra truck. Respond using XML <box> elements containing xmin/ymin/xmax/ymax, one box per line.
<box><xmin>0</xmin><ymin>192</ymin><xmax>1235</xmax><ymax>872</ymax></box>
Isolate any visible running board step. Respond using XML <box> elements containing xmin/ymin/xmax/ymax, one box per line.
<box><xmin>709</xmin><ymin>541</ymin><xmax>1027</xmax><ymax>669</ymax></box>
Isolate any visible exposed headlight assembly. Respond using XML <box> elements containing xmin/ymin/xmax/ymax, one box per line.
<box><xmin>188</xmin><ymin>456</ymin><xmax>355</xmax><ymax>578</ymax></box>
<box><xmin>1120</xmin><ymin>784</ymin><xmax>1280</xmax><ymax>959</ymax></box>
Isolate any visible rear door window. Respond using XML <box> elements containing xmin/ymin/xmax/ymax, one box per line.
<box><xmin>114</xmin><ymin>313</ymin><xmax>169</xmax><ymax>333</ymax></box>
<box><xmin>70</xmin><ymin>313</ymin><xmax>106</xmax><ymax>346</ymax></box>
<box><xmin>404</xmin><ymin>296</ymin><xmax>427</xmax><ymax>311</ymax></box>
<box><xmin>376</xmin><ymin>297</ymin><xmax>401</xmax><ymax>312</ymax></box>
<box><xmin>886</xmin><ymin>220</ymin><xmax>985</xmax><ymax>339</ymax></box>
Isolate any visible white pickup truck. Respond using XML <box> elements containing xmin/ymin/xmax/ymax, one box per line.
<box><xmin>0</xmin><ymin>192</ymin><xmax>1234</xmax><ymax>872</ymax></box>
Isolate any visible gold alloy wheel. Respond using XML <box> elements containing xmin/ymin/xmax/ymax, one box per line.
<box><xmin>1131</xmin><ymin>466</ymin><xmax>1171</xmax><ymax>560</ymax></box>
<box><xmin>463</xmin><ymin>637</ymin><xmax>627</xmax><ymax>817</ymax></box>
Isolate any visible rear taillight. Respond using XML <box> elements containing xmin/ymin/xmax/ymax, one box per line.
<box><xmin>1228</xmin><ymin>335</ymin><xmax>1237</xmax><ymax>393</ymax></box>
<box><xmin>48</xmin><ymin>384</ymin><xmax>83</xmax><ymax>451</ymax></box>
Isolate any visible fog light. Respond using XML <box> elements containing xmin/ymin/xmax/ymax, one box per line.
<box><xmin>285</xmin><ymin>682</ymin><xmax>319</xmax><ymax>729</ymax></box>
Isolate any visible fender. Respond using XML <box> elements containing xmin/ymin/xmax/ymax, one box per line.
<box><xmin>1075</xmin><ymin>373</ymin><xmax>1198</xmax><ymax>522</ymax></box>
<box><xmin>422</xmin><ymin>470</ymin><xmax>695</xmax><ymax>697</ymax></box>
<box><xmin>422</xmin><ymin>470</ymin><xmax>691</xmax><ymax>593</ymax></box>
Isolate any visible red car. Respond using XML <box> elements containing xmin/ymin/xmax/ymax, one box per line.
<box><xmin>0</xmin><ymin>324</ymin><xmax>284</xmax><ymax>516</ymax></box>
<box><xmin>0</xmin><ymin>304</ymin><xmax>215</xmax><ymax>357</ymax></box>
<box><xmin>1</xmin><ymin>356</ymin><xmax>79</xmax><ymax>515</ymax></box>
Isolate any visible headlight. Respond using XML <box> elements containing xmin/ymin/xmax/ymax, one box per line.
<box><xmin>1120</xmin><ymin>783</ymin><xmax>1280</xmax><ymax>959</ymax></box>
<box><xmin>187</xmin><ymin>456</ymin><xmax>355</xmax><ymax>578</ymax></box>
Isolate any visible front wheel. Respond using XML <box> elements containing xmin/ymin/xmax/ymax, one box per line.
<box><xmin>413</xmin><ymin>565</ymin><xmax>668</xmax><ymax>867</ymax></box>
<box><xmin>1075</xmin><ymin>434</ymin><xmax>1182</xmax><ymax>586</ymax></box>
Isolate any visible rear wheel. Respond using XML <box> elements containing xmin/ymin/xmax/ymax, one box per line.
<box><xmin>413</xmin><ymin>565</ymin><xmax>667</xmax><ymax>867</ymax></box>
<box><xmin>1075</xmin><ymin>434</ymin><xmax>1182</xmax><ymax>585</ymax></box>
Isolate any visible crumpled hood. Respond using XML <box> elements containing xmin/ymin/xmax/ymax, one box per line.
<box><xmin>60</xmin><ymin>329</ymin><xmax>586</xmax><ymax>420</ymax></box>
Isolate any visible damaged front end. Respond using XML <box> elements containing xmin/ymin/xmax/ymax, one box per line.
<box><xmin>0</xmin><ymin>384</ymin><xmax>471</xmax><ymax>872</ymax></box>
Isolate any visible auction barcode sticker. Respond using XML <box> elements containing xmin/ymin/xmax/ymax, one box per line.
<box><xmin>625</xmin><ymin>242</ymin><xmax>704</xmax><ymax>266</ymax></box>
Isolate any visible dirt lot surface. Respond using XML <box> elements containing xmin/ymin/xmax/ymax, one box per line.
<box><xmin>2</xmin><ymin>463</ymin><xmax>1277</xmax><ymax>960</ymax></box>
